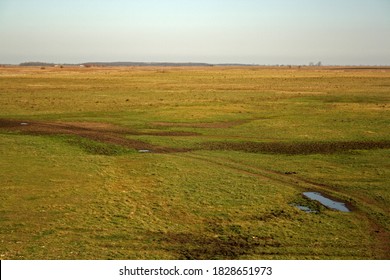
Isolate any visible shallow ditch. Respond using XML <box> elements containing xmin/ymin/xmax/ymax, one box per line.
<box><xmin>201</xmin><ymin>140</ymin><xmax>390</xmax><ymax>155</ymax></box>
<box><xmin>2</xmin><ymin>118</ymin><xmax>389</xmax><ymax>155</ymax></box>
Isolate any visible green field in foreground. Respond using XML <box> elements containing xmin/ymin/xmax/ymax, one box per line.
<box><xmin>0</xmin><ymin>66</ymin><xmax>389</xmax><ymax>259</ymax></box>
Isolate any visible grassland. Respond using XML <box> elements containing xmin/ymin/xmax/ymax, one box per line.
<box><xmin>0</xmin><ymin>66</ymin><xmax>389</xmax><ymax>259</ymax></box>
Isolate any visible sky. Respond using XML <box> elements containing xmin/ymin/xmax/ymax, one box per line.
<box><xmin>0</xmin><ymin>0</ymin><xmax>389</xmax><ymax>65</ymax></box>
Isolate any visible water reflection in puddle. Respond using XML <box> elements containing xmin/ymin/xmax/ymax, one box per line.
<box><xmin>303</xmin><ymin>192</ymin><xmax>350</xmax><ymax>212</ymax></box>
<box><xmin>293</xmin><ymin>204</ymin><xmax>317</xmax><ymax>213</ymax></box>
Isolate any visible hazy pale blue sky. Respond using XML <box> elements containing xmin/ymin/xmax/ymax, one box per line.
<box><xmin>0</xmin><ymin>0</ymin><xmax>389</xmax><ymax>65</ymax></box>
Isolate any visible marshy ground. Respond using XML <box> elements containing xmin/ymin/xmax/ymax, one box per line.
<box><xmin>0</xmin><ymin>66</ymin><xmax>389</xmax><ymax>259</ymax></box>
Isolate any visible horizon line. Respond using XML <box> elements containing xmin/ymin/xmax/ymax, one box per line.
<box><xmin>2</xmin><ymin>61</ymin><xmax>390</xmax><ymax>67</ymax></box>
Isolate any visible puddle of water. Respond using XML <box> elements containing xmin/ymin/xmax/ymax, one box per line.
<box><xmin>290</xmin><ymin>204</ymin><xmax>317</xmax><ymax>213</ymax></box>
<box><xmin>20</xmin><ymin>122</ymin><xmax>29</xmax><ymax>126</ymax></box>
<box><xmin>138</xmin><ymin>149</ymin><xmax>151</xmax><ymax>153</ymax></box>
<box><xmin>303</xmin><ymin>192</ymin><xmax>350</xmax><ymax>212</ymax></box>
<box><xmin>292</xmin><ymin>204</ymin><xmax>317</xmax><ymax>213</ymax></box>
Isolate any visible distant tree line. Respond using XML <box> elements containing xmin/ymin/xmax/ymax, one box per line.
<box><xmin>19</xmin><ymin>62</ymin><xmax>56</xmax><ymax>67</ymax></box>
<box><xmin>17</xmin><ymin>61</ymin><xmax>260</xmax><ymax>67</ymax></box>
<box><xmin>16</xmin><ymin>61</ymin><xmax>326</xmax><ymax>67</ymax></box>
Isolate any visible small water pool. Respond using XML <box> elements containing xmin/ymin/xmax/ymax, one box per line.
<box><xmin>292</xmin><ymin>204</ymin><xmax>317</xmax><ymax>213</ymax></box>
<box><xmin>303</xmin><ymin>192</ymin><xmax>350</xmax><ymax>212</ymax></box>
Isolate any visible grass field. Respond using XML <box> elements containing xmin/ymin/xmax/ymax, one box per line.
<box><xmin>0</xmin><ymin>66</ymin><xmax>389</xmax><ymax>259</ymax></box>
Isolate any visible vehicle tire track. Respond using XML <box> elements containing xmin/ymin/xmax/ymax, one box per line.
<box><xmin>172</xmin><ymin>152</ymin><xmax>390</xmax><ymax>258</ymax></box>
<box><xmin>177</xmin><ymin>153</ymin><xmax>347</xmax><ymax>198</ymax></box>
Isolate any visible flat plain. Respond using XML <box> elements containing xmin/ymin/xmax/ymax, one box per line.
<box><xmin>0</xmin><ymin>66</ymin><xmax>389</xmax><ymax>259</ymax></box>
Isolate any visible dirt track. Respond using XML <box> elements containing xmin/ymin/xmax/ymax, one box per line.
<box><xmin>174</xmin><ymin>153</ymin><xmax>390</xmax><ymax>258</ymax></box>
<box><xmin>1</xmin><ymin>118</ymin><xmax>390</xmax><ymax>155</ymax></box>
<box><xmin>0</xmin><ymin>119</ymin><xmax>191</xmax><ymax>153</ymax></box>
<box><xmin>1</xmin><ymin>118</ymin><xmax>389</xmax><ymax>257</ymax></box>
<box><xmin>200</xmin><ymin>140</ymin><xmax>390</xmax><ymax>155</ymax></box>
<box><xmin>152</xmin><ymin>119</ymin><xmax>250</xmax><ymax>128</ymax></box>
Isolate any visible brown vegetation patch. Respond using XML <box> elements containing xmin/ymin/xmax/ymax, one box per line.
<box><xmin>0</xmin><ymin>119</ymin><xmax>190</xmax><ymax>153</ymax></box>
<box><xmin>157</xmin><ymin>232</ymin><xmax>267</xmax><ymax>260</ymax></box>
<box><xmin>200</xmin><ymin>140</ymin><xmax>390</xmax><ymax>155</ymax></box>
<box><xmin>0</xmin><ymin>119</ymin><xmax>131</xmax><ymax>134</ymax></box>
<box><xmin>152</xmin><ymin>119</ymin><xmax>250</xmax><ymax>129</ymax></box>
<box><xmin>141</xmin><ymin>131</ymin><xmax>199</xmax><ymax>136</ymax></box>
<box><xmin>2</xmin><ymin>119</ymin><xmax>389</xmax><ymax>155</ymax></box>
<box><xmin>149</xmin><ymin>222</ymin><xmax>279</xmax><ymax>259</ymax></box>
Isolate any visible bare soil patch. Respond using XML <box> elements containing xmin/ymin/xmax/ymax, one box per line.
<box><xmin>1</xmin><ymin>119</ymin><xmax>389</xmax><ymax>155</ymax></box>
<box><xmin>0</xmin><ymin>119</ymin><xmax>190</xmax><ymax>153</ymax></box>
<box><xmin>148</xmin><ymin>220</ymin><xmax>280</xmax><ymax>259</ymax></box>
<box><xmin>200</xmin><ymin>140</ymin><xmax>390</xmax><ymax>155</ymax></box>
<box><xmin>152</xmin><ymin>119</ymin><xmax>250</xmax><ymax>129</ymax></box>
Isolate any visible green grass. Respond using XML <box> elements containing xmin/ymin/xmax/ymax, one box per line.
<box><xmin>66</xmin><ymin>136</ymin><xmax>136</xmax><ymax>156</ymax></box>
<box><xmin>0</xmin><ymin>66</ymin><xmax>389</xmax><ymax>259</ymax></box>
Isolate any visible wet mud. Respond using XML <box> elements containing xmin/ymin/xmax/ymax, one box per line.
<box><xmin>0</xmin><ymin>119</ymin><xmax>191</xmax><ymax>153</ymax></box>
<box><xmin>200</xmin><ymin>140</ymin><xmax>390</xmax><ymax>155</ymax></box>
<box><xmin>1</xmin><ymin>118</ymin><xmax>389</xmax><ymax>155</ymax></box>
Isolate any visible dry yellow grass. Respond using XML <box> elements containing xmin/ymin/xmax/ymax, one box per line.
<box><xmin>0</xmin><ymin>66</ymin><xmax>389</xmax><ymax>259</ymax></box>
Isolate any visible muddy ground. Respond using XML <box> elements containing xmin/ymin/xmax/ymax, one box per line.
<box><xmin>0</xmin><ymin>119</ymin><xmax>193</xmax><ymax>153</ymax></box>
<box><xmin>1</xmin><ymin>118</ymin><xmax>389</xmax><ymax>155</ymax></box>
